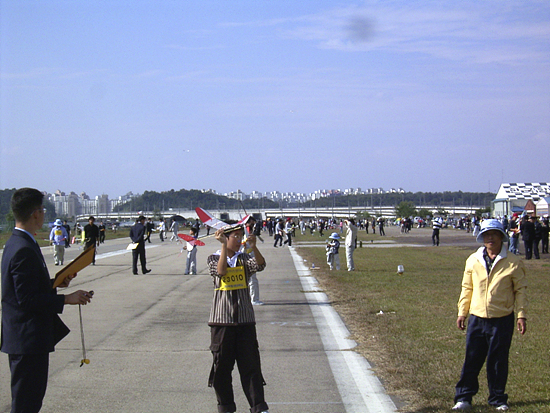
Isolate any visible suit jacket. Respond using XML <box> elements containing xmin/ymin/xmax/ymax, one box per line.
<box><xmin>130</xmin><ymin>222</ymin><xmax>146</xmax><ymax>249</ymax></box>
<box><xmin>521</xmin><ymin>220</ymin><xmax>535</xmax><ymax>241</ymax></box>
<box><xmin>1</xmin><ymin>229</ymin><xmax>67</xmax><ymax>354</ymax></box>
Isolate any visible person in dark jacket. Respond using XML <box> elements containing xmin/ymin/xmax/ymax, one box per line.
<box><xmin>83</xmin><ymin>216</ymin><xmax>100</xmax><ymax>264</ymax></box>
<box><xmin>144</xmin><ymin>218</ymin><xmax>154</xmax><ymax>243</ymax></box>
<box><xmin>1</xmin><ymin>187</ymin><xmax>92</xmax><ymax>413</ymax></box>
<box><xmin>531</xmin><ymin>215</ymin><xmax>542</xmax><ymax>259</ymax></box>
<box><xmin>98</xmin><ymin>221</ymin><xmax>106</xmax><ymax>243</ymax></box>
<box><xmin>520</xmin><ymin>215</ymin><xmax>535</xmax><ymax>259</ymax></box>
<box><xmin>62</xmin><ymin>220</ymin><xmax>71</xmax><ymax>248</ymax></box>
<box><xmin>130</xmin><ymin>215</ymin><xmax>151</xmax><ymax>275</ymax></box>
<box><xmin>541</xmin><ymin>217</ymin><xmax>549</xmax><ymax>254</ymax></box>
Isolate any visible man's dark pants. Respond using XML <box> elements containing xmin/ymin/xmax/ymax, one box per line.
<box><xmin>432</xmin><ymin>229</ymin><xmax>440</xmax><ymax>246</ymax></box>
<box><xmin>524</xmin><ymin>239</ymin><xmax>533</xmax><ymax>259</ymax></box>
<box><xmin>455</xmin><ymin>313</ymin><xmax>514</xmax><ymax>407</ymax></box>
<box><xmin>132</xmin><ymin>244</ymin><xmax>147</xmax><ymax>274</ymax></box>
<box><xmin>85</xmin><ymin>241</ymin><xmax>96</xmax><ymax>264</ymax></box>
<box><xmin>9</xmin><ymin>353</ymin><xmax>49</xmax><ymax>413</ymax></box>
<box><xmin>532</xmin><ymin>238</ymin><xmax>541</xmax><ymax>259</ymax></box>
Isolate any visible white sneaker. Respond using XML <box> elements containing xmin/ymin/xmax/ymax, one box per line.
<box><xmin>452</xmin><ymin>401</ymin><xmax>472</xmax><ymax>410</ymax></box>
<box><xmin>496</xmin><ymin>405</ymin><xmax>509</xmax><ymax>411</ymax></box>
<box><xmin>252</xmin><ymin>301</ymin><xmax>264</xmax><ymax>306</ymax></box>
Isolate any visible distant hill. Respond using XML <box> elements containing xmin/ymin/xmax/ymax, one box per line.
<box><xmin>113</xmin><ymin>189</ymin><xmax>495</xmax><ymax>211</ymax></box>
<box><xmin>112</xmin><ymin>189</ymin><xmax>279</xmax><ymax>212</ymax></box>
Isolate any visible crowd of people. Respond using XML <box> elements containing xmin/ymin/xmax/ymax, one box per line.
<box><xmin>3</xmin><ymin>188</ymin><xmax>549</xmax><ymax>413</ymax></box>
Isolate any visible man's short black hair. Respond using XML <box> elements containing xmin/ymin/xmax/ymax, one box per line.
<box><xmin>11</xmin><ymin>187</ymin><xmax>44</xmax><ymax>223</ymax></box>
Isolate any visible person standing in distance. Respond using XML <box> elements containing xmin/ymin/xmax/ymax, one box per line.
<box><xmin>432</xmin><ymin>215</ymin><xmax>443</xmax><ymax>246</ymax></box>
<box><xmin>344</xmin><ymin>218</ymin><xmax>358</xmax><ymax>271</ymax></box>
<box><xmin>169</xmin><ymin>218</ymin><xmax>179</xmax><ymax>242</ymax></box>
<box><xmin>62</xmin><ymin>220</ymin><xmax>71</xmax><ymax>248</ymax></box>
<box><xmin>1</xmin><ymin>187</ymin><xmax>93</xmax><ymax>413</ymax></box>
<box><xmin>157</xmin><ymin>218</ymin><xmax>166</xmax><ymax>242</ymax></box>
<box><xmin>83</xmin><ymin>216</ymin><xmax>100</xmax><ymax>264</ymax></box>
<box><xmin>452</xmin><ymin>219</ymin><xmax>527</xmax><ymax>411</ymax></box>
<box><xmin>49</xmin><ymin>219</ymin><xmax>68</xmax><ymax>265</ymax></box>
<box><xmin>98</xmin><ymin>221</ymin><xmax>106</xmax><ymax>243</ymax></box>
<box><xmin>130</xmin><ymin>215</ymin><xmax>151</xmax><ymax>275</ymax></box>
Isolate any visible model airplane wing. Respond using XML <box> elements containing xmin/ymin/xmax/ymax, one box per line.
<box><xmin>195</xmin><ymin>207</ymin><xmax>228</xmax><ymax>230</ymax></box>
<box><xmin>196</xmin><ymin>207</ymin><xmax>251</xmax><ymax>231</ymax></box>
<box><xmin>178</xmin><ymin>233</ymin><xmax>205</xmax><ymax>246</ymax></box>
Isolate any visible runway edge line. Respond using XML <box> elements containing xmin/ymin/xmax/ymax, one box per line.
<box><xmin>289</xmin><ymin>247</ymin><xmax>398</xmax><ymax>413</ymax></box>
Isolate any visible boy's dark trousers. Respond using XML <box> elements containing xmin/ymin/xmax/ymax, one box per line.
<box><xmin>209</xmin><ymin>325</ymin><xmax>268</xmax><ymax>413</ymax></box>
<box><xmin>454</xmin><ymin>313</ymin><xmax>514</xmax><ymax>407</ymax></box>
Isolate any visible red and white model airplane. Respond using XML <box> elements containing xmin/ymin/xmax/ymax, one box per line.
<box><xmin>195</xmin><ymin>207</ymin><xmax>250</xmax><ymax>231</ymax></box>
<box><xmin>177</xmin><ymin>233</ymin><xmax>205</xmax><ymax>247</ymax></box>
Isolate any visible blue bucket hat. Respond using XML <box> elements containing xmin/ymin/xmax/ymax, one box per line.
<box><xmin>476</xmin><ymin>219</ymin><xmax>508</xmax><ymax>243</ymax></box>
<box><xmin>329</xmin><ymin>232</ymin><xmax>340</xmax><ymax>239</ymax></box>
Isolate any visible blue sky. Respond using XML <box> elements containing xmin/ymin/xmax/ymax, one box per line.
<box><xmin>1</xmin><ymin>0</ymin><xmax>549</xmax><ymax>197</ymax></box>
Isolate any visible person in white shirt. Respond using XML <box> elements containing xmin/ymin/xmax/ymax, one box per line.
<box><xmin>344</xmin><ymin>219</ymin><xmax>358</xmax><ymax>271</ymax></box>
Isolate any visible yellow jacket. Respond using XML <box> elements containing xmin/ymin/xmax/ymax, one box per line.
<box><xmin>458</xmin><ymin>246</ymin><xmax>527</xmax><ymax>319</ymax></box>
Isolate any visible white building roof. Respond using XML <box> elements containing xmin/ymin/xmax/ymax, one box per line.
<box><xmin>495</xmin><ymin>182</ymin><xmax>550</xmax><ymax>201</ymax></box>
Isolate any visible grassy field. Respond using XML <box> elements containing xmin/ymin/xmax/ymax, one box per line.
<box><xmin>293</xmin><ymin>226</ymin><xmax>550</xmax><ymax>412</ymax></box>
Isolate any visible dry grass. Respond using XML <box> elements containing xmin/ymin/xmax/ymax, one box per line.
<box><xmin>293</xmin><ymin>226</ymin><xmax>550</xmax><ymax>412</ymax></box>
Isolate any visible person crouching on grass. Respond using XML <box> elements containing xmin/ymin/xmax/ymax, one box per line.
<box><xmin>452</xmin><ymin>219</ymin><xmax>527</xmax><ymax>412</ymax></box>
<box><xmin>207</xmin><ymin>224</ymin><xmax>270</xmax><ymax>413</ymax></box>
<box><xmin>326</xmin><ymin>232</ymin><xmax>341</xmax><ymax>270</ymax></box>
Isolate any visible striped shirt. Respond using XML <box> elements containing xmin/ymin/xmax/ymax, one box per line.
<box><xmin>207</xmin><ymin>251</ymin><xmax>266</xmax><ymax>326</ymax></box>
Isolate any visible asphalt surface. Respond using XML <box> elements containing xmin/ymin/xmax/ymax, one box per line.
<box><xmin>0</xmin><ymin>232</ymin><xmax>397</xmax><ymax>413</ymax></box>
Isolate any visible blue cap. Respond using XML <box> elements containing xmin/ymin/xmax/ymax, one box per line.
<box><xmin>476</xmin><ymin>219</ymin><xmax>508</xmax><ymax>243</ymax></box>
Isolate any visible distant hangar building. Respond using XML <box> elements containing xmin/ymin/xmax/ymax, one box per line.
<box><xmin>492</xmin><ymin>182</ymin><xmax>550</xmax><ymax>217</ymax></box>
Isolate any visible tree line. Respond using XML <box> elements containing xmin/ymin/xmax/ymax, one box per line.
<box><xmin>0</xmin><ymin>189</ymin><xmax>56</xmax><ymax>226</ymax></box>
<box><xmin>112</xmin><ymin>189</ymin><xmax>279</xmax><ymax>213</ymax></box>
<box><xmin>300</xmin><ymin>191</ymin><xmax>494</xmax><ymax>209</ymax></box>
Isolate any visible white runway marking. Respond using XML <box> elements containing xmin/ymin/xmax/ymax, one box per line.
<box><xmin>289</xmin><ymin>247</ymin><xmax>397</xmax><ymax>413</ymax></box>
<box><xmin>95</xmin><ymin>244</ymin><xmax>159</xmax><ymax>260</ymax></box>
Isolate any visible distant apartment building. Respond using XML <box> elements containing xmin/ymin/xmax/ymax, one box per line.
<box><xmin>49</xmin><ymin>191</ymin><xmax>81</xmax><ymax>217</ymax></box>
<box><xmin>225</xmin><ymin>189</ymin><xmax>245</xmax><ymax>200</ymax></box>
<box><xmin>48</xmin><ymin>191</ymin><xmax>137</xmax><ymax>218</ymax></box>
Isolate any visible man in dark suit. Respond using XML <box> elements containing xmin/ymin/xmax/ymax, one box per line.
<box><xmin>1</xmin><ymin>187</ymin><xmax>93</xmax><ymax>413</ymax></box>
<box><xmin>130</xmin><ymin>215</ymin><xmax>151</xmax><ymax>275</ymax></box>
<box><xmin>144</xmin><ymin>218</ymin><xmax>154</xmax><ymax>243</ymax></box>
<box><xmin>520</xmin><ymin>214</ymin><xmax>535</xmax><ymax>259</ymax></box>
<box><xmin>83</xmin><ymin>216</ymin><xmax>100</xmax><ymax>265</ymax></box>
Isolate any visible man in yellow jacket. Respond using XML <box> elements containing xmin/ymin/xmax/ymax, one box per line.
<box><xmin>452</xmin><ymin>219</ymin><xmax>527</xmax><ymax>412</ymax></box>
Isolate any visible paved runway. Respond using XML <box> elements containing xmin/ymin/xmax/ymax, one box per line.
<box><xmin>0</xmin><ymin>233</ymin><xmax>396</xmax><ymax>413</ymax></box>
